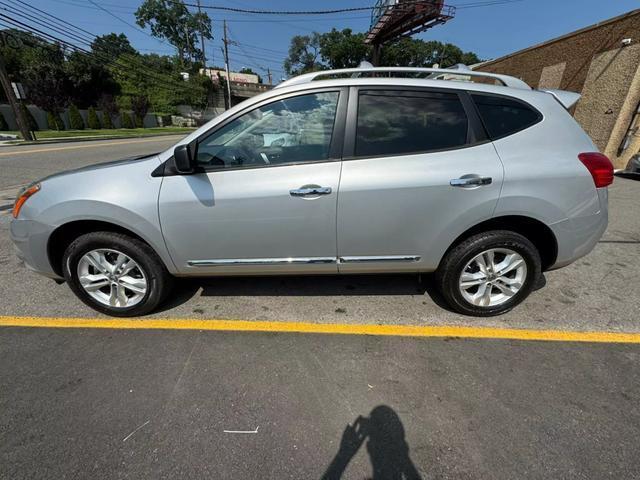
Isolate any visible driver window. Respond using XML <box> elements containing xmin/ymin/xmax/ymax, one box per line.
<box><xmin>196</xmin><ymin>91</ymin><xmax>340</xmax><ymax>170</ymax></box>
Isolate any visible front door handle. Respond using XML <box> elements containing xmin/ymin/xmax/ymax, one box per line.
<box><xmin>450</xmin><ymin>176</ymin><xmax>492</xmax><ymax>187</ymax></box>
<box><xmin>290</xmin><ymin>186</ymin><xmax>332</xmax><ymax>197</ymax></box>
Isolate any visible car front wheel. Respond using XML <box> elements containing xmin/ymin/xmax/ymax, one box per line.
<box><xmin>436</xmin><ymin>230</ymin><xmax>542</xmax><ymax>316</ymax></box>
<box><xmin>63</xmin><ymin>231</ymin><xmax>173</xmax><ymax>317</ymax></box>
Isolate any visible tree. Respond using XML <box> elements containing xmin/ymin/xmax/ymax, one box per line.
<box><xmin>131</xmin><ymin>95</ymin><xmax>150</xmax><ymax>128</ymax></box>
<box><xmin>20</xmin><ymin>103</ymin><xmax>38</xmax><ymax>131</ymax></box>
<box><xmin>91</xmin><ymin>33</ymin><xmax>136</xmax><ymax>59</ymax></box>
<box><xmin>68</xmin><ymin>104</ymin><xmax>84</xmax><ymax>130</ymax></box>
<box><xmin>46</xmin><ymin>111</ymin><xmax>65</xmax><ymax>130</ymax></box>
<box><xmin>20</xmin><ymin>41</ymin><xmax>69</xmax><ymax>115</ymax></box>
<box><xmin>284</xmin><ymin>33</ymin><xmax>324</xmax><ymax>76</ymax></box>
<box><xmin>98</xmin><ymin>93</ymin><xmax>118</xmax><ymax>129</ymax></box>
<box><xmin>135</xmin><ymin>0</ymin><xmax>212</xmax><ymax>65</ymax></box>
<box><xmin>0</xmin><ymin>110</ymin><xmax>8</xmax><ymax>131</ymax></box>
<box><xmin>102</xmin><ymin>110</ymin><xmax>115</xmax><ymax>129</ymax></box>
<box><xmin>319</xmin><ymin>28</ymin><xmax>371</xmax><ymax>69</ymax></box>
<box><xmin>121</xmin><ymin>111</ymin><xmax>134</xmax><ymax>129</ymax></box>
<box><xmin>283</xmin><ymin>30</ymin><xmax>483</xmax><ymax>77</ymax></box>
<box><xmin>65</xmin><ymin>51</ymin><xmax>120</xmax><ymax>108</ymax></box>
<box><xmin>87</xmin><ymin>106</ymin><xmax>101</xmax><ymax>129</ymax></box>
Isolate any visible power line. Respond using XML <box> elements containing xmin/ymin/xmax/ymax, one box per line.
<box><xmin>0</xmin><ymin>12</ymin><xmax>201</xmax><ymax>94</ymax></box>
<box><xmin>172</xmin><ymin>0</ymin><xmax>525</xmax><ymax>14</ymax></box>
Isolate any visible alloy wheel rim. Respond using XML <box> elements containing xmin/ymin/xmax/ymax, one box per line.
<box><xmin>77</xmin><ymin>249</ymin><xmax>147</xmax><ymax>308</ymax></box>
<box><xmin>458</xmin><ymin>248</ymin><xmax>527</xmax><ymax>308</ymax></box>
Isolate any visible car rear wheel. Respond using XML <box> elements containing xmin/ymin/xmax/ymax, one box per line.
<box><xmin>63</xmin><ymin>231</ymin><xmax>173</xmax><ymax>317</ymax></box>
<box><xmin>436</xmin><ymin>230</ymin><xmax>541</xmax><ymax>316</ymax></box>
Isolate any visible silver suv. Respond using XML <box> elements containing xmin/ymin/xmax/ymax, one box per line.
<box><xmin>10</xmin><ymin>67</ymin><xmax>613</xmax><ymax>317</ymax></box>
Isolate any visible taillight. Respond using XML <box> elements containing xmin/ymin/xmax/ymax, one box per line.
<box><xmin>12</xmin><ymin>183</ymin><xmax>41</xmax><ymax>218</ymax></box>
<box><xmin>578</xmin><ymin>152</ymin><xmax>614</xmax><ymax>188</ymax></box>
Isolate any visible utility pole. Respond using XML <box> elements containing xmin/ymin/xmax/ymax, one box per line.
<box><xmin>0</xmin><ymin>54</ymin><xmax>32</xmax><ymax>141</ymax></box>
<box><xmin>222</xmin><ymin>20</ymin><xmax>232</xmax><ymax>109</ymax></box>
<box><xmin>267</xmin><ymin>68</ymin><xmax>272</xmax><ymax>85</ymax></box>
<box><xmin>196</xmin><ymin>0</ymin><xmax>206</xmax><ymax>66</ymax></box>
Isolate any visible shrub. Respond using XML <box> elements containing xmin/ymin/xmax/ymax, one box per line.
<box><xmin>102</xmin><ymin>112</ymin><xmax>114</xmax><ymax>129</ymax></box>
<box><xmin>0</xmin><ymin>111</ymin><xmax>8</xmax><ymax>131</ymax></box>
<box><xmin>121</xmin><ymin>112</ymin><xmax>134</xmax><ymax>129</ymax></box>
<box><xmin>87</xmin><ymin>107</ymin><xmax>101</xmax><ymax>129</ymax></box>
<box><xmin>68</xmin><ymin>104</ymin><xmax>85</xmax><ymax>130</ymax></box>
<box><xmin>46</xmin><ymin>111</ymin><xmax>65</xmax><ymax>131</ymax></box>
<box><xmin>20</xmin><ymin>103</ymin><xmax>39</xmax><ymax>131</ymax></box>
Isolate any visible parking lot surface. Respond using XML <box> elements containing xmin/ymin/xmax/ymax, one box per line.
<box><xmin>1</xmin><ymin>138</ymin><xmax>639</xmax><ymax>479</ymax></box>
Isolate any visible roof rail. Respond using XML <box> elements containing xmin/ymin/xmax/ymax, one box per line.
<box><xmin>275</xmin><ymin>66</ymin><xmax>531</xmax><ymax>90</ymax></box>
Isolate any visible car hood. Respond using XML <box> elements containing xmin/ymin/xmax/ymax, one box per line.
<box><xmin>38</xmin><ymin>152</ymin><xmax>162</xmax><ymax>184</ymax></box>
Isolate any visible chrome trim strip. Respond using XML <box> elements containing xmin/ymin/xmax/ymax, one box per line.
<box><xmin>187</xmin><ymin>257</ymin><xmax>337</xmax><ymax>267</ymax></box>
<box><xmin>338</xmin><ymin>255</ymin><xmax>421</xmax><ymax>263</ymax></box>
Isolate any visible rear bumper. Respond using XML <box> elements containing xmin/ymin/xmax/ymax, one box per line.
<box><xmin>10</xmin><ymin>218</ymin><xmax>62</xmax><ymax>280</ymax></box>
<box><xmin>549</xmin><ymin>188</ymin><xmax>608</xmax><ymax>270</ymax></box>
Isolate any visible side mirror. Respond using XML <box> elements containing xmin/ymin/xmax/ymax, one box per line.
<box><xmin>174</xmin><ymin>144</ymin><xmax>195</xmax><ymax>174</ymax></box>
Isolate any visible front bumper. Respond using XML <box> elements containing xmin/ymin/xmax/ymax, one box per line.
<box><xmin>10</xmin><ymin>218</ymin><xmax>62</xmax><ymax>280</ymax></box>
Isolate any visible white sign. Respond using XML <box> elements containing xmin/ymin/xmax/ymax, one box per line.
<box><xmin>11</xmin><ymin>82</ymin><xmax>26</xmax><ymax>100</ymax></box>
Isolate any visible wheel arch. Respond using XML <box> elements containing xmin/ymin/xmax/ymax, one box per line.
<box><xmin>442</xmin><ymin>215</ymin><xmax>558</xmax><ymax>271</ymax></box>
<box><xmin>47</xmin><ymin>220</ymin><xmax>172</xmax><ymax>278</ymax></box>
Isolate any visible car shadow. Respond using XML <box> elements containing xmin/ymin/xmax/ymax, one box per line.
<box><xmin>321</xmin><ymin>405</ymin><xmax>423</xmax><ymax>480</ymax></box>
<box><xmin>155</xmin><ymin>273</ymin><xmax>455</xmax><ymax>314</ymax></box>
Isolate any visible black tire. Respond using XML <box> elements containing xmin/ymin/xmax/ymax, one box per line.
<box><xmin>63</xmin><ymin>231</ymin><xmax>173</xmax><ymax>317</ymax></box>
<box><xmin>435</xmin><ymin>230</ymin><xmax>541</xmax><ymax>317</ymax></box>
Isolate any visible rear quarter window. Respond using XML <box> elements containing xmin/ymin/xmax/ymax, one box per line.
<box><xmin>472</xmin><ymin>93</ymin><xmax>542</xmax><ymax>140</ymax></box>
<box><xmin>355</xmin><ymin>90</ymin><xmax>469</xmax><ymax>157</ymax></box>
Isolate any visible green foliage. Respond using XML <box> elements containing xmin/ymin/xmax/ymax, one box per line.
<box><xmin>319</xmin><ymin>28</ymin><xmax>371</xmax><ymax>69</ymax></box>
<box><xmin>135</xmin><ymin>0</ymin><xmax>212</xmax><ymax>65</ymax></box>
<box><xmin>284</xmin><ymin>29</ymin><xmax>483</xmax><ymax>75</ymax></box>
<box><xmin>87</xmin><ymin>107</ymin><xmax>101</xmax><ymax>129</ymax></box>
<box><xmin>91</xmin><ymin>33</ymin><xmax>136</xmax><ymax>58</ymax></box>
<box><xmin>20</xmin><ymin>104</ymin><xmax>39</xmax><ymax>131</ymax></box>
<box><xmin>381</xmin><ymin>38</ymin><xmax>481</xmax><ymax>68</ymax></box>
<box><xmin>46</xmin><ymin>111</ymin><xmax>65</xmax><ymax>131</ymax></box>
<box><xmin>284</xmin><ymin>33</ymin><xmax>324</xmax><ymax>76</ymax></box>
<box><xmin>102</xmin><ymin>111</ymin><xmax>115</xmax><ymax>129</ymax></box>
<box><xmin>131</xmin><ymin>95</ymin><xmax>150</xmax><ymax>128</ymax></box>
<box><xmin>68</xmin><ymin>104</ymin><xmax>85</xmax><ymax>130</ymax></box>
<box><xmin>0</xmin><ymin>111</ymin><xmax>8</xmax><ymax>131</ymax></box>
<box><xmin>121</xmin><ymin>112</ymin><xmax>135</xmax><ymax>129</ymax></box>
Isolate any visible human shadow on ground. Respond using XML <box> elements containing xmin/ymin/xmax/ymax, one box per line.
<box><xmin>321</xmin><ymin>405</ymin><xmax>422</xmax><ymax>480</ymax></box>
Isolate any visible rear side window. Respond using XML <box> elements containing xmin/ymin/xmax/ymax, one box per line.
<box><xmin>355</xmin><ymin>90</ymin><xmax>469</xmax><ymax>157</ymax></box>
<box><xmin>472</xmin><ymin>93</ymin><xmax>541</xmax><ymax>139</ymax></box>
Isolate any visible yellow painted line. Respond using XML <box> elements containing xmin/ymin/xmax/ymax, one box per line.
<box><xmin>0</xmin><ymin>136</ymin><xmax>179</xmax><ymax>157</ymax></box>
<box><xmin>1</xmin><ymin>316</ymin><xmax>640</xmax><ymax>343</ymax></box>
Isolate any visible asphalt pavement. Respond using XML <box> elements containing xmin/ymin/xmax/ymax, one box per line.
<box><xmin>2</xmin><ymin>327</ymin><xmax>639</xmax><ymax>479</ymax></box>
<box><xmin>1</xmin><ymin>137</ymin><xmax>639</xmax><ymax>479</ymax></box>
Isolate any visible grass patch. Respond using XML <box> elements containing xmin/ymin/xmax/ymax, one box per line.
<box><xmin>6</xmin><ymin>127</ymin><xmax>196</xmax><ymax>140</ymax></box>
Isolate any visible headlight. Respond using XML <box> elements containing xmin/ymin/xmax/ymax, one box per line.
<box><xmin>12</xmin><ymin>183</ymin><xmax>41</xmax><ymax>219</ymax></box>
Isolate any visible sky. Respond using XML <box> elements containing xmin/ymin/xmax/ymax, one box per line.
<box><xmin>25</xmin><ymin>0</ymin><xmax>640</xmax><ymax>82</ymax></box>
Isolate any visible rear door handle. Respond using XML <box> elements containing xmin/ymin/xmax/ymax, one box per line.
<box><xmin>290</xmin><ymin>186</ymin><xmax>332</xmax><ymax>197</ymax></box>
<box><xmin>450</xmin><ymin>176</ymin><xmax>492</xmax><ymax>187</ymax></box>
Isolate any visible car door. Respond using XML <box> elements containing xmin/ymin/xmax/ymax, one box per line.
<box><xmin>159</xmin><ymin>88</ymin><xmax>347</xmax><ymax>275</ymax></box>
<box><xmin>337</xmin><ymin>86</ymin><xmax>504</xmax><ymax>273</ymax></box>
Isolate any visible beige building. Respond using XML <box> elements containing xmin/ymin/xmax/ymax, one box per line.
<box><xmin>477</xmin><ymin>9</ymin><xmax>640</xmax><ymax>170</ymax></box>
